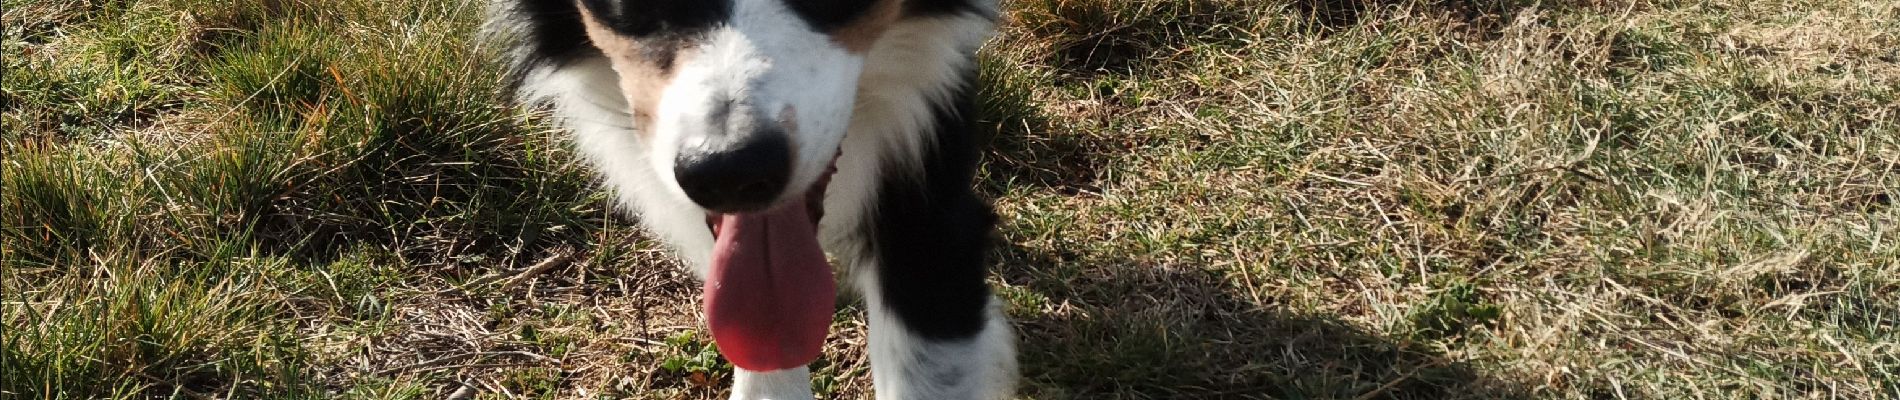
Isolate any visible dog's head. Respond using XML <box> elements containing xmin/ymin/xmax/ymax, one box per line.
<box><xmin>573</xmin><ymin>0</ymin><xmax>903</xmax><ymax>213</ymax></box>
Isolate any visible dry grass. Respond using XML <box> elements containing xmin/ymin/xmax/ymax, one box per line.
<box><xmin>4</xmin><ymin>0</ymin><xmax>1897</xmax><ymax>399</ymax></box>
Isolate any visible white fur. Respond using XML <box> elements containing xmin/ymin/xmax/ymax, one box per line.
<box><xmin>819</xmin><ymin>14</ymin><xmax>996</xmax><ymax>252</ymax></box>
<box><xmin>731</xmin><ymin>367</ymin><xmax>814</xmax><ymax>400</ymax></box>
<box><xmin>522</xmin><ymin>58</ymin><xmax>721</xmax><ymax>272</ymax></box>
<box><xmin>855</xmin><ymin>269</ymin><xmax>1018</xmax><ymax>400</ymax></box>
<box><xmin>825</xmin><ymin>13</ymin><xmax>1016</xmax><ymax>400</ymax></box>
<box><xmin>649</xmin><ymin>0</ymin><xmax>867</xmax><ymax>211</ymax></box>
<box><xmin>512</xmin><ymin>3</ymin><xmax>1013</xmax><ymax>399</ymax></box>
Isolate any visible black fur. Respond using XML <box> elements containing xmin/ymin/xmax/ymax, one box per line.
<box><xmin>785</xmin><ymin>0</ymin><xmax>987</xmax><ymax>26</ymax></box>
<box><xmin>504</xmin><ymin>0</ymin><xmax>986</xmax><ymax>81</ymax></box>
<box><xmin>786</xmin><ymin>0</ymin><xmax>878</xmax><ymax>31</ymax></box>
<box><xmin>865</xmin><ymin>71</ymin><xmax>996</xmax><ymax>341</ymax></box>
<box><xmin>903</xmin><ymin>0</ymin><xmax>986</xmax><ymax>17</ymax></box>
<box><xmin>577</xmin><ymin>0</ymin><xmax>730</xmax><ymax>37</ymax></box>
<box><xmin>507</xmin><ymin>0</ymin><xmax>602</xmax><ymax>79</ymax></box>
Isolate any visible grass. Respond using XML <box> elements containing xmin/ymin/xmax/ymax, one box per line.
<box><xmin>3</xmin><ymin>0</ymin><xmax>1895</xmax><ymax>398</ymax></box>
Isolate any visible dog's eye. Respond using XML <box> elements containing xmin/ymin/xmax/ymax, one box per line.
<box><xmin>786</xmin><ymin>0</ymin><xmax>877</xmax><ymax>31</ymax></box>
<box><xmin>581</xmin><ymin>0</ymin><xmax>730</xmax><ymax>37</ymax></box>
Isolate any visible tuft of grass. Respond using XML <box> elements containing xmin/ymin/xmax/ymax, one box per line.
<box><xmin>654</xmin><ymin>331</ymin><xmax>730</xmax><ymax>383</ymax></box>
<box><xmin>1006</xmin><ymin>0</ymin><xmax>1266</xmax><ymax>74</ymax></box>
<box><xmin>2</xmin><ymin>256</ymin><xmax>316</xmax><ymax>399</ymax></box>
<box><xmin>4</xmin><ymin>1</ymin><xmax>600</xmax><ymax>398</ymax></box>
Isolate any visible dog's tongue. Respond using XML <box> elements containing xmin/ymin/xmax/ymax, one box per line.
<box><xmin>704</xmin><ymin>198</ymin><xmax>834</xmax><ymax>371</ymax></box>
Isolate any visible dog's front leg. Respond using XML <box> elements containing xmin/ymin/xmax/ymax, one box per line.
<box><xmin>730</xmin><ymin>367</ymin><xmax>813</xmax><ymax>400</ymax></box>
<box><xmin>858</xmin><ymin>272</ymin><xmax>1016</xmax><ymax>400</ymax></box>
<box><xmin>852</xmin><ymin>186</ymin><xmax>1017</xmax><ymax>399</ymax></box>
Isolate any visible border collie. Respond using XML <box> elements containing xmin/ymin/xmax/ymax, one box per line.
<box><xmin>489</xmin><ymin>0</ymin><xmax>1016</xmax><ymax>398</ymax></box>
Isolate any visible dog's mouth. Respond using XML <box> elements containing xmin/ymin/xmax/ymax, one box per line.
<box><xmin>699</xmin><ymin>155</ymin><xmax>840</xmax><ymax>371</ymax></box>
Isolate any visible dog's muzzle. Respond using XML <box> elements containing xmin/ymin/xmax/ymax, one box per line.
<box><xmin>671</xmin><ymin>98</ymin><xmax>795</xmax><ymax>212</ymax></box>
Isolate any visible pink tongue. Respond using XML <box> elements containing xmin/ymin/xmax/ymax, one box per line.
<box><xmin>704</xmin><ymin>198</ymin><xmax>835</xmax><ymax>371</ymax></box>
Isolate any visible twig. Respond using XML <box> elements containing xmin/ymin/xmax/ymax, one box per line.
<box><xmin>374</xmin><ymin>351</ymin><xmax>556</xmax><ymax>375</ymax></box>
<box><xmin>445</xmin><ymin>381</ymin><xmax>479</xmax><ymax>400</ymax></box>
<box><xmin>1352</xmin><ymin>360</ymin><xmax>1445</xmax><ymax>400</ymax></box>
<box><xmin>135</xmin><ymin>371</ymin><xmax>214</xmax><ymax>400</ymax></box>
<box><xmin>1451</xmin><ymin>165</ymin><xmax>1568</xmax><ymax>183</ymax></box>
<box><xmin>410</xmin><ymin>362</ymin><xmax>546</xmax><ymax>375</ymax></box>
<box><xmin>374</xmin><ymin>352</ymin><xmax>484</xmax><ymax>375</ymax></box>
<box><xmin>1310</xmin><ymin>172</ymin><xmax>1373</xmax><ymax>187</ymax></box>
<box><xmin>497</xmin><ymin>250</ymin><xmax>575</xmax><ymax>293</ymax></box>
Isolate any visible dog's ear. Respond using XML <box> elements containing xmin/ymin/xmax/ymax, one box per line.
<box><xmin>787</xmin><ymin>0</ymin><xmax>882</xmax><ymax>31</ymax></box>
<box><xmin>576</xmin><ymin>0</ymin><xmax>729</xmax><ymax>37</ymax></box>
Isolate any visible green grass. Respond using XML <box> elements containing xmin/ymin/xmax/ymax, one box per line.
<box><xmin>4</xmin><ymin>0</ymin><xmax>1896</xmax><ymax>398</ymax></box>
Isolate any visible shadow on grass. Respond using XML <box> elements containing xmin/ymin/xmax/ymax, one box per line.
<box><xmin>976</xmin><ymin>0</ymin><xmax>1560</xmax><ymax>197</ymax></box>
<box><xmin>975</xmin><ymin>2</ymin><xmax>1548</xmax><ymax>393</ymax></box>
<box><xmin>995</xmin><ymin>242</ymin><xmax>1530</xmax><ymax>399</ymax></box>
<box><xmin>1006</xmin><ymin>0</ymin><xmax>1262</xmax><ymax>77</ymax></box>
<box><xmin>1288</xmin><ymin>0</ymin><xmax>1551</xmax><ymax>36</ymax></box>
<box><xmin>1005</xmin><ymin>0</ymin><xmax>1551</xmax><ymax>79</ymax></box>
<box><xmin>975</xmin><ymin>57</ymin><xmax>1118</xmax><ymax>197</ymax></box>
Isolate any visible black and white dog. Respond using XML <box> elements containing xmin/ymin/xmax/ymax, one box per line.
<box><xmin>490</xmin><ymin>0</ymin><xmax>1015</xmax><ymax>398</ymax></box>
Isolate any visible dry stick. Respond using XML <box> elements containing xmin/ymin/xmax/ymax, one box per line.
<box><xmin>408</xmin><ymin>362</ymin><xmax>546</xmax><ymax>375</ymax></box>
<box><xmin>373</xmin><ymin>352</ymin><xmax>484</xmax><ymax>376</ymax></box>
<box><xmin>445</xmin><ymin>382</ymin><xmax>479</xmax><ymax>400</ymax></box>
<box><xmin>497</xmin><ymin>251</ymin><xmax>576</xmax><ymax>293</ymax></box>
<box><xmin>374</xmin><ymin>351</ymin><xmax>556</xmax><ymax>375</ymax></box>
<box><xmin>1351</xmin><ymin>360</ymin><xmax>1446</xmax><ymax>400</ymax></box>
<box><xmin>136</xmin><ymin>370</ymin><xmax>214</xmax><ymax>400</ymax></box>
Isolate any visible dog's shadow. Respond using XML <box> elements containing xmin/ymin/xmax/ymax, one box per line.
<box><xmin>975</xmin><ymin>111</ymin><xmax>1532</xmax><ymax>397</ymax></box>
<box><xmin>992</xmin><ymin>241</ymin><xmax>1528</xmax><ymax>399</ymax></box>
<box><xmin>972</xmin><ymin>18</ymin><xmax>1533</xmax><ymax>397</ymax></box>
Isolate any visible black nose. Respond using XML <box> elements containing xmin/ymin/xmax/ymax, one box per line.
<box><xmin>674</xmin><ymin>134</ymin><xmax>791</xmax><ymax>212</ymax></box>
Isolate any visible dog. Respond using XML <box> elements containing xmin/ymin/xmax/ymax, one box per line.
<box><xmin>489</xmin><ymin>0</ymin><xmax>1016</xmax><ymax>398</ymax></box>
